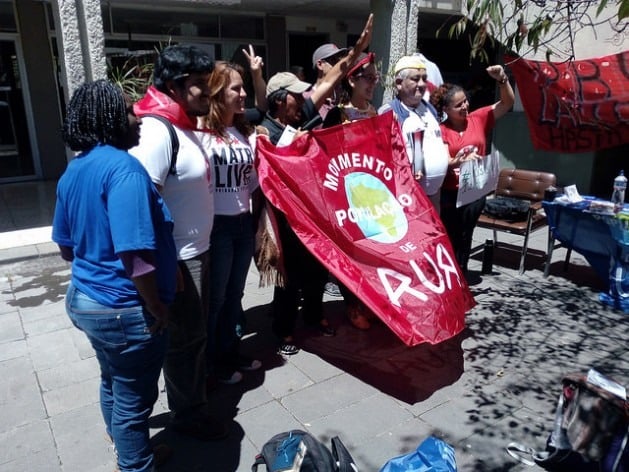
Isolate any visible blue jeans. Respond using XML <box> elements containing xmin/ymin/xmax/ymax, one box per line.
<box><xmin>208</xmin><ymin>213</ymin><xmax>254</xmax><ymax>374</ymax></box>
<box><xmin>65</xmin><ymin>284</ymin><xmax>167</xmax><ymax>472</ymax></box>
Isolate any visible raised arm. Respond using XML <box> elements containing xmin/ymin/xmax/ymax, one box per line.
<box><xmin>243</xmin><ymin>44</ymin><xmax>268</xmax><ymax>112</ymax></box>
<box><xmin>486</xmin><ymin>65</ymin><xmax>515</xmax><ymax>120</ymax></box>
<box><xmin>309</xmin><ymin>13</ymin><xmax>374</xmax><ymax>109</ymax></box>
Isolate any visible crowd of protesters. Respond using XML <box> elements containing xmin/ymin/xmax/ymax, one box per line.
<box><xmin>51</xmin><ymin>10</ymin><xmax>516</xmax><ymax>470</ymax></box>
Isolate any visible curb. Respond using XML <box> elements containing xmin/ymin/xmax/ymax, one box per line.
<box><xmin>0</xmin><ymin>242</ymin><xmax>59</xmax><ymax>265</ymax></box>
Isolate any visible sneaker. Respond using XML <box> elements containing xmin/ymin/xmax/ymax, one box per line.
<box><xmin>278</xmin><ymin>343</ymin><xmax>300</xmax><ymax>356</ymax></box>
<box><xmin>324</xmin><ymin>282</ymin><xmax>342</xmax><ymax>298</ymax></box>
<box><xmin>217</xmin><ymin>370</ymin><xmax>243</xmax><ymax>385</ymax></box>
<box><xmin>237</xmin><ymin>355</ymin><xmax>262</xmax><ymax>371</ymax></box>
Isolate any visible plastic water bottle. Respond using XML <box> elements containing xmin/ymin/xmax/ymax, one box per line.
<box><xmin>612</xmin><ymin>170</ymin><xmax>627</xmax><ymax>213</ymax></box>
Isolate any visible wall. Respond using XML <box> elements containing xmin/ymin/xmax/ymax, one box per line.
<box><xmin>494</xmin><ymin>113</ymin><xmax>595</xmax><ymax>192</ymax></box>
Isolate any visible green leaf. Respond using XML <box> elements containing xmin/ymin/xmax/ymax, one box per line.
<box><xmin>619</xmin><ymin>0</ymin><xmax>629</xmax><ymax>20</ymax></box>
<box><xmin>596</xmin><ymin>0</ymin><xmax>609</xmax><ymax>17</ymax></box>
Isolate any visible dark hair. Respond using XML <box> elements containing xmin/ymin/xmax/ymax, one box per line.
<box><xmin>202</xmin><ymin>61</ymin><xmax>253</xmax><ymax>138</ymax></box>
<box><xmin>153</xmin><ymin>44</ymin><xmax>214</xmax><ymax>93</ymax></box>
<box><xmin>62</xmin><ymin>79</ymin><xmax>129</xmax><ymax>152</ymax></box>
<box><xmin>430</xmin><ymin>83</ymin><xmax>466</xmax><ymax>118</ymax></box>
<box><xmin>267</xmin><ymin>89</ymin><xmax>288</xmax><ymax>117</ymax></box>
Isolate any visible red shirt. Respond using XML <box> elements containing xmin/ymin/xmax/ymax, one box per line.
<box><xmin>440</xmin><ymin>105</ymin><xmax>495</xmax><ymax>190</ymax></box>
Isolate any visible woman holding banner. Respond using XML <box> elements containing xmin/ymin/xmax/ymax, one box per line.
<box><xmin>323</xmin><ymin>51</ymin><xmax>379</xmax><ymax>330</ymax></box>
<box><xmin>431</xmin><ymin>65</ymin><xmax>514</xmax><ymax>275</ymax></box>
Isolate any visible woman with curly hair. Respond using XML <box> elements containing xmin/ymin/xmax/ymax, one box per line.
<box><xmin>430</xmin><ymin>65</ymin><xmax>514</xmax><ymax>275</ymax></box>
<box><xmin>201</xmin><ymin>62</ymin><xmax>262</xmax><ymax>385</ymax></box>
<box><xmin>52</xmin><ymin>79</ymin><xmax>177</xmax><ymax>471</ymax></box>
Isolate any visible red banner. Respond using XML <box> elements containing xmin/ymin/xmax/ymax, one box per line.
<box><xmin>255</xmin><ymin>112</ymin><xmax>475</xmax><ymax>346</ymax></box>
<box><xmin>508</xmin><ymin>51</ymin><xmax>629</xmax><ymax>153</ymax></box>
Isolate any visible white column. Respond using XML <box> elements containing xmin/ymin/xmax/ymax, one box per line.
<box><xmin>50</xmin><ymin>0</ymin><xmax>107</xmax><ymax>104</ymax></box>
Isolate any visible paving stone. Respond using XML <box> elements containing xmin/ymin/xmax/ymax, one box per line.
<box><xmin>23</xmin><ymin>311</ymin><xmax>72</xmax><ymax>337</ymax></box>
<box><xmin>280</xmin><ymin>374</ymin><xmax>379</xmax><ymax>424</ymax></box>
<box><xmin>236</xmin><ymin>400</ymin><xmax>303</xmax><ymax>451</ymax></box>
<box><xmin>43</xmin><ymin>377</ymin><xmax>100</xmax><ymax>417</ymax></box>
<box><xmin>0</xmin><ymin>310</ymin><xmax>23</xmax><ymax>343</ymax></box>
<box><xmin>0</xmin><ymin>420</ymin><xmax>55</xmax><ymax>464</ymax></box>
<box><xmin>289</xmin><ymin>349</ymin><xmax>345</xmax><ymax>383</ymax></box>
<box><xmin>0</xmin><ymin>339</ymin><xmax>28</xmax><ymax>362</ymax></box>
<box><xmin>27</xmin><ymin>329</ymin><xmax>82</xmax><ymax>371</ymax></box>
<box><xmin>261</xmin><ymin>359</ymin><xmax>314</xmax><ymax>398</ymax></box>
<box><xmin>0</xmin><ymin>446</ymin><xmax>61</xmax><ymax>472</ymax></box>
<box><xmin>18</xmin><ymin>298</ymin><xmax>65</xmax><ymax>324</ymax></box>
<box><xmin>37</xmin><ymin>356</ymin><xmax>99</xmax><ymax>392</ymax></box>
<box><xmin>357</xmin><ymin>417</ymin><xmax>433</xmax><ymax>471</ymax></box>
<box><xmin>0</xmin><ymin>357</ymin><xmax>47</xmax><ymax>433</ymax></box>
<box><xmin>307</xmin><ymin>394</ymin><xmax>413</xmax><ymax>444</ymax></box>
<box><xmin>51</xmin><ymin>404</ymin><xmax>114</xmax><ymax>472</ymax></box>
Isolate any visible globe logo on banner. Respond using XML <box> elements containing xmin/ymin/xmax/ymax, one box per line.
<box><xmin>343</xmin><ymin>172</ymin><xmax>408</xmax><ymax>243</ymax></box>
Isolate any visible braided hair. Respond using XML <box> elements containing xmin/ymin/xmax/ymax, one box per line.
<box><xmin>62</xmin><ymin>80</ymin><xmax>129</xmax><ymax>152</ymax></box>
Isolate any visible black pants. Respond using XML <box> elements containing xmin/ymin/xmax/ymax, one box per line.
<box><xmin>440</xmin><ymin>189</ymin><xmax>486</xmax><ymax>273</ymax></box>
<box><xmin>271</xmin><ymin>213</ymin><xmax>327</xmax><ymax>339</ymax></box>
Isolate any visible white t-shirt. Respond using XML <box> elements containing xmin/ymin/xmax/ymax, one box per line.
<box><xmin>399</xmin><ymin>102</ymin><xmax>449</xmax><ymax>196</ymax></box>
<box><xmin>130</xmin><ymin>116</ymin><xmax>214</xmax><ymax>261</ymax></box>
<box><xmin>200</xmin><ymin>127</ymin><xmax>259</xmax><ymax>216</ymax></box>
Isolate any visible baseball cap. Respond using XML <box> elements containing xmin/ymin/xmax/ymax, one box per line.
<box><xmin>266</xmin><ymin>72</ymin><xmax>312</xmax><ymax>96</ymax></box>
<box><xmin>394</xmin><ymin>55</ymin><xmax>427</xmax><ymax>75</ymax></box>
<box><xmin>312</xmin><ymin>44</ymin><xmax>349</xmax><ymax>68</ymax></box>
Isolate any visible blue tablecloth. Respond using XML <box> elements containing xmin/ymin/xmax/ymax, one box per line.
<box><xmin>543</xmin><ymin>198</ymin><xmax>629</xmax><ymax>313</ymax></box>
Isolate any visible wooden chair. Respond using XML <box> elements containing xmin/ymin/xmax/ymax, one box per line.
<box><xmin>476</xmin><ymin>168</ymin><xmax>557</xmax><ymax>274</ymax></box>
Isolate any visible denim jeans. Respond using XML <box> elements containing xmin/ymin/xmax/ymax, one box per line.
<box><xmin>65</xmin><ymin>283</ymin><xmax>167</xmax><ymax>472</ymax></box>
<box><xmin>208</xmin><ymin>213</ymin><xmax>254</xmax><ymax>373</ymax></box>
<box><xmin>163</xmin><ymin>252</ymin><xmax>209</xmax><ymax>423</ymax></box>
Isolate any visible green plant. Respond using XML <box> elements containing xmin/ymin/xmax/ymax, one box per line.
<box><xmin>107</xmin><ymin>55</ymin><xmax>154</xmax><ymax>102</ymax></box>
<box><xmin>438</xmin><ymin>0</ymin><xmax>629</xmax><ymax>62</ymax></box>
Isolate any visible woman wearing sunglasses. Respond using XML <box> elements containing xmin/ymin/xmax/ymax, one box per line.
<box><xmin>322</xmin><ymin>52</ymin><xmax>379</xmax><ymax>330</ymax></box>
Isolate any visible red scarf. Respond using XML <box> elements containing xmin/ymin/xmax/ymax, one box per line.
<box><xmin>134</xmin><ymin>85</ymin><xmax>199</xmax><ymax>130</ymax></box>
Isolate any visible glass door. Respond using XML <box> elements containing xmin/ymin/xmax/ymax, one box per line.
<box><xmin>0</xmin><ymin>39</ymin><xmax>34</xmax><ymax>179</ymax></box>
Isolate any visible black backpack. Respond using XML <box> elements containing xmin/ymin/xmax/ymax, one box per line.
<box><xmin>484</xmin><ymin>196</ymin><xmax>530</xmax><ymax>221</ymax></box>
<box><xmin>139</xmin><ymin>114</ymin><xmax>179</xmax><ymax>176</ymax></box>
<box><xmin>252</xmin><ymin>430</ymin><xmax>357</xmax><ymax>472</ymax></box>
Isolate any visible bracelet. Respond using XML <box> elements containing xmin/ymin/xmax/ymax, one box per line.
<box><xmin>497</xmin><ymin>76</ymin><xmax>508</xmax><ymax>85</ymax></box>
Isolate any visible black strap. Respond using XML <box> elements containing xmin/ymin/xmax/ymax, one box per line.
<box><xmin>331</xmin><ymin>436</ymin><xmax>357</xmax><ymax>472</ymax></box>
<box><xmin>140</xmin><ymin>114</ymin><xmax>179</xmax><ymax>175</ymax></box>
<box><xmin>251</xmin><ymin>454</ymin><xmax>264</xmax><ymax>471</ymax></box>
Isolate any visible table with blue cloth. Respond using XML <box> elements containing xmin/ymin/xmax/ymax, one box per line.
<box><xmin>543</xmin><ymin>197</ymin><xmax>629</xmax><ymax>313</ymax></box>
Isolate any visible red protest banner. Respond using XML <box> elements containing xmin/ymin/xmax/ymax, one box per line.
<box><xmin>255</xmin><ymin>112</ymin><xmax>475</xmax><ymax>346</ymax></box>
<box><xmin>508</xmin><ymin>52</ymin><xmax>629</xmax><ymax>153</ymax></box>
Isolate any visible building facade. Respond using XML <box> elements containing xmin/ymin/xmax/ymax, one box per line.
<box><xmin>1</xmin><ymin>0</ymin><xmax>626</xmax><ymax>196</ymax></box>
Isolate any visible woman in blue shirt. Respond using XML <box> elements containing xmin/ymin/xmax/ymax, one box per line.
<box><xmin>52</xmin><ymin>80</ymin><xmax>177</xmax><ymax>472</ymax></box>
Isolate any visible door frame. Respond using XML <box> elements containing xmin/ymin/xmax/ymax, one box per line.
<box><xmin>0</xmin><ymin>32</ymin><xmax>40</xmax><ymax>182</ymax></box>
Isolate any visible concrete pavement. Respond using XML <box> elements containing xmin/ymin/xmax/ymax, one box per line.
<box><xmin>1</xmin><ymin>226</ymin><xmax>627</xmax><ymax>471</ymax></box>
